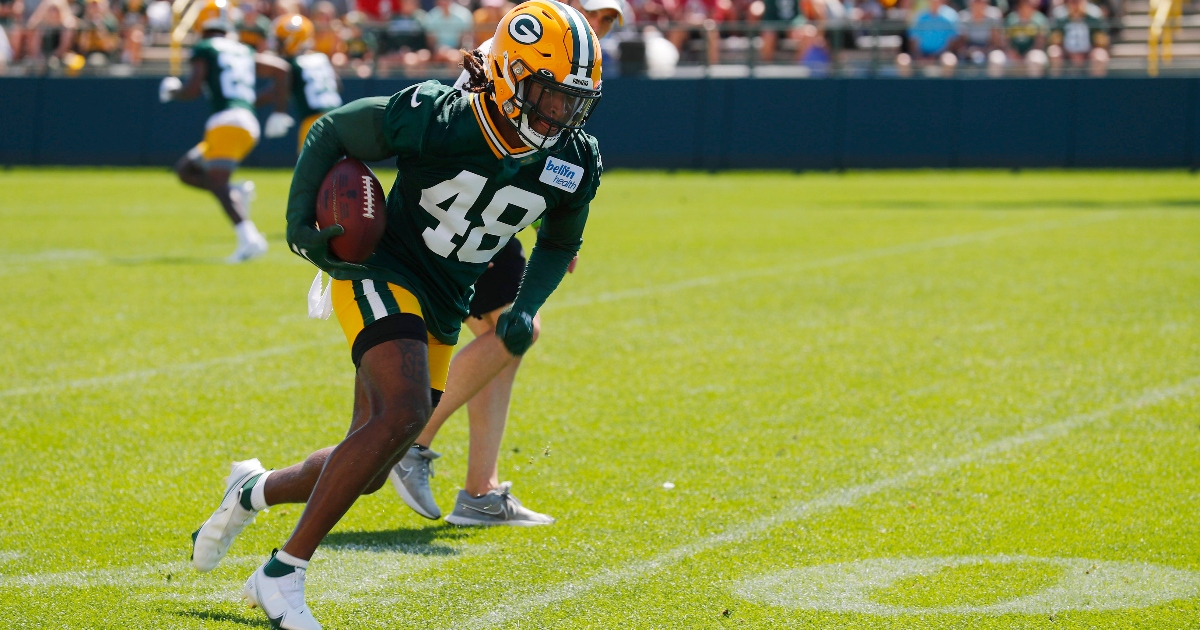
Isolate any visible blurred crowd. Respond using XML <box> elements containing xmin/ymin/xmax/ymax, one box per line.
<box><xmin>0</xmin><ymin>0</ymin><xmax>1123</xmax><ymax>74</ymax></box>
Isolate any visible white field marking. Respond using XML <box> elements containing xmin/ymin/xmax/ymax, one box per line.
<box><xmin>0</xmin><ymin>552</ymin><xmax>24</xmax><ymax>566</ymax></box>
<box><xmin>544</xmin><ymin>213</ymin><xmax>1120</xmax><ymax>313</ymax></box>
<box><xmin>0</xmin><ymin>249</ymin><xmax>104</xmax><ymax>264</ymax></box>
<box><xmin>0</xmin><ymin>339</ymin><xmax>339</xmax><ymax>399</ymax></box>
<box><xmin>737</xmin><ymin>555</ymin><xmax>1200</xmax><ymax>615</ymax></box>
<box><xmin>0</xmin><ymin>544</ymin><xmax>486</xmax><ymax>605</ymax></box>
<box><xmin>453</xmin><ymin>375</ymin><xmax>1200</xmax><ymax>629</ymax></box>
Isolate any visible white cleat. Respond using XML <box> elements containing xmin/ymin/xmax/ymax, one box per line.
<box><xmin>244</xmin><ymin>559</ymin><xmax>323</xmax><ymax>630</ymax></box>
<box><xmin>191</xmin><ymin>458</ymin><xmax>265</xmax><ymax>572</ymax></box>
<box><xmin>231</xmin><ymin>180</ymin><xmax>256</xmax><ymax>215</ymax></box>
<box><xmin>227</xmin><ymin>228</ymin><xmax>269</xmax><ymax>263</ymax></box>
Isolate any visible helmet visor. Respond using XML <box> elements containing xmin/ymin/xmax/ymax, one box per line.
<box><xmin>521</xmin><ymin>72</ymin><xmax>601</xmax><ymax>138</ymax></box>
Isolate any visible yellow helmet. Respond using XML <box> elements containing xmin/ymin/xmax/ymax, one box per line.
<box><xmin>273</xmin><ymin>13</ymin><xmax>314</xmax><ymax>57</ymax></box>
<box><xmin>194</xmin><ymin>0</ymin><xmax>231</xmax><ymax>33</ymax></box>
<box><xmin>486</xmin><ymin>0</ymin><xmax>602</xmax><ymax>150</ymax></box>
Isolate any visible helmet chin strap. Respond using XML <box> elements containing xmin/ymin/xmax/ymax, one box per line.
<box><xmin>516</xmin><ymin>110</ymin><xmax>562</xmax><ymax>149</ymax></box>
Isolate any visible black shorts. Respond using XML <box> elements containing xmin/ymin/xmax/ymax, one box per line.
<box><xmin>469</xmin><ymin>237</ymin><xmax>525</xmax><ymax>318</ymax></box>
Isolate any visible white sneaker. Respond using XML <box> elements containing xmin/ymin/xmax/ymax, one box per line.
<box><xmin>227</xmin><ymin>227</ymin><xmax>269</xmax><ymax>263</ymax></box>
<box><xmin>389</xmin><ymin>446</ymin><xmax>442</xmax><ymax>519</ymax></box>
<box><xmin>191</xmin><ymin>458</ymin><xmax>265</xmax><ymax>572</ymax></box>
<box><xmin>244</xmin><ymin>559</ymin><xmax>322</xmax><ymax>630</ymax></box>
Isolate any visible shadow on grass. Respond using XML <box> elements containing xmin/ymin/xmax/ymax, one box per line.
<box><xmin>866</xmin><ymin>199</ymin><xmax>1200</xmax><ymax>210</ymax></box>
<box><xmin>109</xmin><ymin>255</ymin><xmax>229</xmax><ymax>266</ymax></box>
<box><xmin>323</xmin><ymin>523</ymin><xmax>473</xmax><ymax>555</ymax></box>
<box><xmin>170</xmin><ymin>609</ymin><xmax>271</xmax><ymax>627</ymax></box>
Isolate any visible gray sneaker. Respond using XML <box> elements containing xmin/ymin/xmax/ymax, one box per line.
<box><xmin>389</xmin><ymin>446</ymin><xmax>442</xmax><ymax>519</ymax></box>
<box><xmin>444</xmin><ymin>482</ymin><xmax>555</xmax><ymax>527</ymax></box>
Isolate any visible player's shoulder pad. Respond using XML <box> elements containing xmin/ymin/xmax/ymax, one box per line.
<box><xmin>383</xmin><ymin>81</ymin><xmax>459</xmax><ymax>157</ymax></box>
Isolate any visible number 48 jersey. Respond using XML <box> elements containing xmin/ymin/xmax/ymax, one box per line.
<box><xmin>292</xmin><ymin>80</ymin><xmax>601</xmax><ymax>346</ymax></box>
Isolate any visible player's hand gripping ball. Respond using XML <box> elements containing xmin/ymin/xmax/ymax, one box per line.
<box><xmin>495</xmin><ymin>308</ymin><xmax>536</xmax><ymax>356</ymax></box>
<box><xmin>315</xmin><ymin>158</ymin><xmax>387</xmax><ymax>264</ymax></box>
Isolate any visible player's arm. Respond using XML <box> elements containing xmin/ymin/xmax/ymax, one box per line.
<box><xmin>496</xmin><ymin>202</ymin><xmax>589</xmax><ymax>356</ymax></box>
<box><xmin>285</xmin><ymin>96</ymin><xmax>396</xmax><ymax>273</ymax></box>
<box><xmin>254</xmin><ymin>53</ymin><xmax>290</xmax><ymax>113</ymax></box>
<box><xmin>163</xmin><ymin>56</ymin><xmax>207</xmax><ymax>102</ymax></box>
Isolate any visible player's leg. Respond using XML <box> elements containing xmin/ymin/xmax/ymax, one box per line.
<box><xmin>195</xmin><ymin>109</ymin><xmax>267</xmax><ymax>262</ymax></box>
<box><xmin>392</xmin><ymin>238</ymin><xmax>528</xmax><ymax>518</ymax></box>
<box><xmin>243</xmin><ymin>282</ymin><xmax>447</xmax><ymax>629</ymax></box>
<box><xmin>442</xmin><ymin>308</ymin><xmax>553</xmax><ymax>527</ymax></box>
<box><xmin>279</xmin><ymin>337</ymin><xmax>432</xmax><ymax>558</ymax></box>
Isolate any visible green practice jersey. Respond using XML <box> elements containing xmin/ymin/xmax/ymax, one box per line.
<box><xmin>287</xmin><ymin>81</ymin><xmax>602</xmax><ymax>346</ymax></box>
<box><xmin>290</xmin><ymin>52</ymin><xmax>343</xmax><ymax>120</ymax></box>
<box><xmin>191</xmin><ymin>36</ymin><xmax>256</xmax><ymax>114</ymax></box>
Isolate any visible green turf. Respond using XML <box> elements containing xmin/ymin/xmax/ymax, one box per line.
<box><xmin>1</xmin><ymin>168</ymin><xmax>1199</xmax><ymax>629</ymax></box>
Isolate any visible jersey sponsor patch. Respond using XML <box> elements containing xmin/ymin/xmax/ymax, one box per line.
<box><xmin>539</xmin><ymin>156</ymin><xmax>583</xmax><ymax>193</ymax></box>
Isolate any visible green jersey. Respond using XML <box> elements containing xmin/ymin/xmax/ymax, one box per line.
<box><xmin>287</xmin><ymin>81</ymin><xmax>602</xmax><ymax>346</ymax></box>
<box><xmin>289</xmin><ymin>52</ymin><xmax>343</xmax><ymax>120</ymax></box>
<box><xmin>191</xmin><ymin>36</ymin><xmax>256</xmax><ymax>114</ymax></box>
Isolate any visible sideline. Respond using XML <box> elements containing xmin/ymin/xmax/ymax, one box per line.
<box><xmin>453</xmin><ymin>375</ymin><xmax>1200</xmax><ymax>628</ymax></box>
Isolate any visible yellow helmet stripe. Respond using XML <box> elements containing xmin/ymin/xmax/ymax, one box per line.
<box><xmin>555</xmin><ymin>2</ymin><xmax>595</xmax><ymax>79</ymax></box>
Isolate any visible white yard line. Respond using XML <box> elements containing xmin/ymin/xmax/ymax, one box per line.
<box><xmin>545</xmin><ymin>213</ymin><xmax>1120</xmax><ymax>312</ymax></box>
<box><xmin>453</xmin><ymin>374</ymin><xmax>1200</xmax><ymax>629</ymax></box>
<box><xmin>0</xmin><ymin>340</ymin><xmax>338</xmax><ymax>399</ymax></box>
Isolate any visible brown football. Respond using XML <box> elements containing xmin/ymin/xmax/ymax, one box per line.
<box><xmin>315</xmin><ymin>158</ymin><xmax>387</xmax><ymax>263</ymax></box>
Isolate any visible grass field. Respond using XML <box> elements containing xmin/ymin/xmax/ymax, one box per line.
<box><xmin>1</xmin><ymin>168</ymin><xmax>1199</xmax><ymax>629</ymax></box>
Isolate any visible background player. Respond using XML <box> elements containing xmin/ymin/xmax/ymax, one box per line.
<box><xmin>267</xmin><ymin>13</ymin><xmax>343</xmax><ymax>154</ymax></box>
<box><xmin>389</xmin><ymin>0</ymin><xmax>623</xmax><ymax>527</ymax></box>
<box><xmin>159</xmin><ymin>0</ymin><xmax>294</xmax><ymax>263</ymax></box>
<box><xmin>189</xmin><ymin>3</ymin><xmax>604</xmax><ymax>627</ymax></box>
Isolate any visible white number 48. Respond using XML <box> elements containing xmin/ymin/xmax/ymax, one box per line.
<box><xmin>420</xmin><ymin>170</ymin><xmax>546</xmax><ymax>263</ymax></box>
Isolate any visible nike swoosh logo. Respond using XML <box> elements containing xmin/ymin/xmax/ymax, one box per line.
<box><xmin>411</xmin><ymin>89</ymin><xmax>421</xmax><ymax>108</ymax></box>
<box><xmin>463</xmin><ymin>503</ymin><xmax>505</xmax><ymax>516</ymax></box>
<box><xmin>397</xmin><ymin>462</ymin><xmax>413</xmax><ymax>475</ymax></box>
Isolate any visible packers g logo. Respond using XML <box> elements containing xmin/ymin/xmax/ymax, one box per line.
<box><xmin>508</xmin><ymin>14</ymin><xmax>543</xmax><ymax>45</ymax></box>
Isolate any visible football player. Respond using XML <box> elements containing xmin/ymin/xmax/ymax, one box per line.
<box><xmin>267</xmin><ymin>14</ymin><xmax>343</xmax><ymax>154</ymax></box>
<box><xmin>159</xmin><ymin>0</ymin><xmax>294</xmax><ymax>263</ymax></box>
<box><xmin>190</xmin><ymin>2</ymin><xmax>603</xmax><ymax>627</ymax></box>
<box><xmin>389</xmin><ymin>0</ymin><xmax>623</xmax><ymax>527</ymax></box>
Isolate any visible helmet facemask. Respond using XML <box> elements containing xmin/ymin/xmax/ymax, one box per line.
<box><xmin>504</xmin><ymin>62</ymin><xmax>600</xmax><ymax>151</ymax></box>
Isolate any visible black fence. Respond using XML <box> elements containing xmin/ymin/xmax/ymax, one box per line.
<box><xmin>1</xmin><ymin>75</ymin><xmax>1197</xmax><ymax>168</ymax></box>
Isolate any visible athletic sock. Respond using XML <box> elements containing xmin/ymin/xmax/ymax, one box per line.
<box><xmin>238</xmin><ymin>472</ymin><xmax>267</xmax><ymax>511</ymax></box>
<box><xmin>234</xmin><ymin>220</ymin><xmax>260</xmax><ymax>242</ymax></box>
<box><xmin>264</xmin><ymin>549</ymin><xmax>309</xmax><ymax>577</ymax></box>
<box><xmin>412</xmin><ymin>444</ymin><xmax>428</xmax><ymax>452</ymax></box>
<box><xmin>249</xmin><ymin>470</ymin><xmax>271</xmax><ymax>511</ymax></box>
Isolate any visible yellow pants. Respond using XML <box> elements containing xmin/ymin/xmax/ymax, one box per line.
<box><xmin>297</xmin><ymin>113</ymin><xmax>324</xmax><ymax>155</ymax></box>
<box><xmin>331</xmin><ymin>279</ymin><xmax>452</xmax><ymax>392</ymax></box>
<box><xmin>192</xmin><ymin>107</ymin><xmax>260</xmax><ymax>169</ymax></box>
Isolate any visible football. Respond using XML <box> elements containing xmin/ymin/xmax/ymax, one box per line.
<box><xmin>315</xmin><ymin>158</ymin><xmax>387</xmax><ymax>263</ymax></box>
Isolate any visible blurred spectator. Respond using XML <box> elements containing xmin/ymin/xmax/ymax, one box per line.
<box><xmin>377</xmin><ymin>0</ymin><xmax>429</xmax><ymax>72</ymax></box>
<box><xmin>236</xmin><ymin>0</ymin><xmax>272</xmax><ymax>51</ymax></box>
<box><xmin>752</xmin><ymin>0</ymin><xmax>806</xmax><ymax>62</ymax></box>
<box><xmin>339</xmin><ymin>9</ymin><xmax>376</xmax><ymax>72</ymax></box>
<box><xmin>419</xmin><ymin>0</ymin><xmax>469</xmax><ymax>63</ymax></box>
<box><xmin>25</xmin><ymin>0</ymin><xmax>77</xmax><ymax>63</ymax></box>
<box><xmin>115</xmin><ymin>0</ymin><xmax>146</xmax><ymax>65</ymax></box>
<box><xmin>76</xmin><ymin>0</ymin><xmax>119</xmax><ymax>62</ymax></box>
<box><xmin>958</xmin><ymin>0</ymin><xmax>1002</xmax><ymax>65</ymax></box>
<box><xmin>312</xmin><ymin>1</ymin><xmax>346</xmax><ymax>55</ymax></box>
<box><xmin>1</xmin><ymin>0</ymin><xmax>25</xmax><ymax>63</ymax></box>
<box><xmin>355</xmin><ymin>0</ymin><xmax>396</xmax><ymax>21</ymax></box>
<box><xmin>1005</xmin><ymin>0</ymin><xmax>1047</xmax><ymax>60</ymax></box>
<box><xmin>1048</xmin><ymin>0</ymin><xmax>1107</xmax><ymax>74</ymax></box>
<box><xmin>902</xmin><ymin>0</ymin><xmax>959</xmax><ymax>68</ymax></box>
<box><xmin>472</xmin><ymin>0</ymin><xmax>511</xmax><ymax>44</ymax></box>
